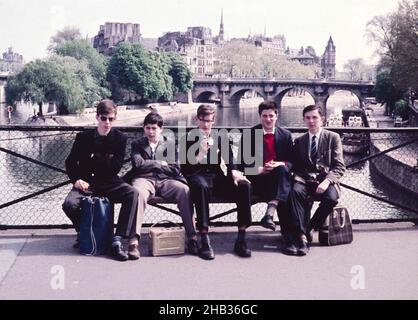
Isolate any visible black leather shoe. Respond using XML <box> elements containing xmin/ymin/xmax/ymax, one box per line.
<box><xmin>297</xmin><ymin>239</ymin><xmax>309</xmax><ymax>256</ymax></box>
<box><xmin>260</xmin><ymin>215</ymin><xmax>276</xmax><ymax>231</ymax></box>
<box><xmin>110</xmin><ymin>242</ymin><xmax>129</xmax><ymax>261</ymax></box>
<box><xmin>199</xmin><ymin>242</ymin><xmax>215</xmax><ymax>260</ymax></box>
<box><xmin>282</xmin><ymin>237</ymin><xmax>298</xmax><ymax>256</ymax></box>
<box><xmin>234</xmin><ymin>239</ymin><xmax>251</xmax><ymax>257</ymax></box>
<box><xmin>187</xmin><ymin>239</ymin><xmax>199</xmax><ymax>256</ymax></box>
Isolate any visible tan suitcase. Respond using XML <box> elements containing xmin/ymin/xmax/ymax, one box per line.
<box><xmin>148</xmin><ymin>220</ymin><xmax>185</xmax><ymax>256</ymax></box>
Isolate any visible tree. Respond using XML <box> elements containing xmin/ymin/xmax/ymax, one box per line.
<box><xmin>343</xmin><ymin>58</ymin><xmax>368</xmax><ymax>81</ymax></box>
<box><xmin>53</xmin><ymin>39</ymin><xmax>108</xmax><ymax>86</ymax></box>
<box><xmin>367</xmin><ymin>0</ymin><xmax>418</xmax><ymax>98</ymax></box>
<box><xmin>214</xmin><ymin>39</ymin><xmax>317</xmax><ymax>78</ymax></box>
<box><xmin>394</xmin><ymin>99</ymin><xmax>410</xmax><ymax>120</ymax></box>
<box><xmin>6</xmin><ymin>56</ymin><xmax>109</xmax><ymax>115</ymax></box>
<box><xmin>164</xmin><ymin>53</ymin><xmax>193</xmax><ymax>95</ymax></box>
<box><xmin>107</xmin><ymin>43</ymin><xmax>184</xmax><ymax>103</ymax></box>
<box><xmin>373</xmin><ymin>70</ymin><xmax>402</xmax><ymax>115</ymax></box>
<box><xmin>48</xmin><ymin>26</ymin><xmax>82</xmax><ymax>51</ymax></box>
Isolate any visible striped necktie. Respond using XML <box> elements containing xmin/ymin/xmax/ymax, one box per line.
<box><xmin>310</xmin><ymin>135</ymin><xmax>317</xmax><ymax>163</ymax></box>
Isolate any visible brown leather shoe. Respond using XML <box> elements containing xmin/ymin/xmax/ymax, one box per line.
<box><xmin>128</xmin><ymin>244</ymin><xmax>140</xmax><ymax>260</ymax></box>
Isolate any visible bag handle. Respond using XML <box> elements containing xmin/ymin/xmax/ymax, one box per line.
<box><xmin>334</xmin><ymin>207</ymin><xmax>348</xmax><ymax>229</ymax></box>
<box><xmin>150</xmin><ymin>220</ymin><xmax>181</xmax><ymax>229</ymax></box>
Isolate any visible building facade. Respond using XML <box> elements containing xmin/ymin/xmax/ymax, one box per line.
<box><xmin>93</xmin><ymin>22</ymin><xmax>141</xmax><ymax>55</ymax></box>
<box><xmin>321</xmin><ymin>36</ymin><xmax>336</xmax><ymax>79</ymax></box>
<box><xmin>0</xmin><ymin>47</ymin><xmax>24</xmax><ymax>73</ymax></box>
<box><xmin>158</xmin><ymin>26</ymin><xmax>215</xmax><ymax>77</ymax></box>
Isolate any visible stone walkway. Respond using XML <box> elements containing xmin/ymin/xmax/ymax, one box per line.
<box><xmin>0</xmin><ymin>223</ymin><xmax>417</xmax><ymax>300</ymax></box>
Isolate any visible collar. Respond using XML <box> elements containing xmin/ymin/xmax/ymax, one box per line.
<box><xmin>263</xmin><ymin>127</ymin><xmax>276</xmax><ymax>135</ymax></box>
<box><xmin>308</xmin><ymin>128</ymin><xmax>322</xmax><ymax>141</ymax></box>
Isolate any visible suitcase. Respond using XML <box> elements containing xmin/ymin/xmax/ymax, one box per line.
<box><xmin>79</xmin><ymin>196</ymin><xmax>114</xmax><ymax>255</ymax></box>
<box><xmin>149</xmin><ymin>220</ymin><xmax>185</xmax><ymax>256</ymax></box>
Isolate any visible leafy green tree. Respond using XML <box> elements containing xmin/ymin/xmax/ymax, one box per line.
<box><xmin>53</xmin><ymin>39</ymin><xmax>108</xmax><ymax>86</ymax></box>
<box><xmin>394</xmin><ymin>99</ymin><xmax>409</xmax><ymax>120</ymax></box>
<box><xmin>107</xmin><ymin>43</ymin><xmax>175</xmax><ymax>102</ymax></box>
<box><xmin>164</xmin><ymin>53</ymin><xmax>193</xmax><ymax>95</ymax></box>
<box><xmin>6</xmin><ymin>56</ymin><xmax>109</xmax><ymax>115</ymax></box>
<box><xmin>373</xmin><ymin>70</ymin><xmax>402</xmax><ymax>115</ymax></box>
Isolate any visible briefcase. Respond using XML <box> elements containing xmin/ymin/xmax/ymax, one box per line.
<box><xmin>149</xmin><ymin>220</ymin><xmax>185</xmax><ymax>256</ymax></box>
<box><xmin>319</xmin><ymin>206</ymin><xmax>353</xmax><ymax>246</ymax></box>
<box><xmin>79</xmin><ymin>196</ymin><xmax>114</xmax><ymax>255</ymax></box>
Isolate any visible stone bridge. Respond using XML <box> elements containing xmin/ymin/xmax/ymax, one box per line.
<box><xmin>192</xmin><ymin>78</ymin><xmax>375</xmax><ymax>118</ymax></box>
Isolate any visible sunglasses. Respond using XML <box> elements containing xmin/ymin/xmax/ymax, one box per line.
<box><xmin>99</xmin><ymin>116</ymin><xmax>116</xmax><ymax>122</ymax></box>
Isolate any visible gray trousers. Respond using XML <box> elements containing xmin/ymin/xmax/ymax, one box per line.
<box><xmin>132</xmin><ymin>177</ymin><xmax>197</xmax><ymax>238</ymax></box>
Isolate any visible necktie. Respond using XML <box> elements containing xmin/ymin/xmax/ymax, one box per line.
<box><xmin>310</xmin><ymin>135</ymin><xmax>317</xmax><ymax>163</ymax></box>
<box><xmin>151</xmin><ymin>149</ymin><xmax>156</xmax><ymax>160</ymax></box>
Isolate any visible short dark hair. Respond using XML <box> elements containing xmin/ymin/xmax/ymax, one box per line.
<box><xmin>258</xmin><ymin>100</ymin><xmax>278</xmax><ymax>116</ymax></box>
<box><xmin>197</xmin><ymin>104</ymin><xmax>215</xmax><ymax>119</ymax></box>
<box><xmin>303</xmin><ymin>105</ymin><xmax>323</xmax><ymax>117</ymax></box>
<box><xmin>143</xmin><ymin>112</ymin><xmax>163</xmax><ymax>128</ymax></box>
<box><xmin>96</xmin><ymin>99</ymin><xmax>117</xmax><ymax>116</ymax></box>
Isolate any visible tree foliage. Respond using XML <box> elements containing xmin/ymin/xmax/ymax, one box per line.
<box><xmin>6</xmin><ymin>56</ymin><xmax>109</xmax><ymax>115</ymax></box>
<box><xmin>107</xmin><ymin>43</ymin><xmax>192</xmax><ymax>103</ymax></box>
<box><xmin>53</xmin><ymin>39</ymin><xmax>108</xmax><ymax>86</ymax></box>
<box><xmin>367</xmin><ymin>0</ymin><xmax>418</xmax><ymax>98</ymax></box>
<box><xmin>213</xmin><ymin>40</ymin><xmax>318</xmax><ymax>79</ymax></box>
<box><xmin>373</xmin><ymin>70</ymin><xmax>403</xmax><ymax>114</ymax></box>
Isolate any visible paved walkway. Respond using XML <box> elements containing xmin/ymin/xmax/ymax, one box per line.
<box><xmin>0</xmin><ymin>223</ymin><xmax>417</xmax><ymax>300</ymax></box>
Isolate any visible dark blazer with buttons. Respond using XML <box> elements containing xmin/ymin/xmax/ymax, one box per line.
<box><xmin>179</xmin><ymin>130</ymin><xmax>233</xmax><ymax>178</ymax></box>
<box><xmin>65</xmin><ymin>128</ymin><xmax>127</xmax><ymax>184</ymax></box>
<box><xmin>292</xmin><ymin>129</ymin><xmax>345</xmax><ymax>194</ymax></box>
<box><xmin>124</xmin><ymin>135</ymin><xmax>187</xmax><ymax>184</ymax></box>
<box><xmin>233</xmin><ymin>124</ymin><xmax>293</xmax><ymax>174</ymax></box>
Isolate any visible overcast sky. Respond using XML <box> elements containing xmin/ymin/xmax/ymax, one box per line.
<box><xmin>0</xmin><ymin>0</ymin><xmax>400</xmax><ymax>70</ymax></box>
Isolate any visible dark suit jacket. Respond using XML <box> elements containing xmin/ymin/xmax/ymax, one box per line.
<box><xmin>65</xmin><ymin>128</ymin><xmax>127</xmax><ymax>184</ymax></box>
<box><xmin>233</xmin><ymin>124</ymin><xmax>294</xmax><ymax>174</ymax></box>
<box><xmin>180</xmin><ymin>129</ymin><xmax>233</xmax><ymax>178</ymax></box>
<box><xmin>124</xmin><ymin>135</ymin><xmax>186</xmax><ymax>184</ymax></box>
<box><xmin>292</xmin><ymin>129</ymin><xmax>345</xmax><ymax>194</ymax></box>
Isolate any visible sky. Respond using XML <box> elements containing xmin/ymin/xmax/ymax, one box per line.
<box><xmin>0</xmin><ymin>0</ymin><xmax>401</xmax><ymax>70</ymax></box>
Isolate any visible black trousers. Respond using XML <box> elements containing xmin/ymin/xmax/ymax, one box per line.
<box><xmin>288</xmin><ymin>182</ymin><xmax>339</xmax><ymax>236</ymax></box>
<box><xmin>186</xmin><ymin>173</ymin><xmax>252</xmax><ymax>231</ymax></box>
<box><xmin>247</xmin><ymin>166</ymin><xmax>293</xmax><ymax>234</ymax></box>
<box><xmin>62</xmin><ymin>179</ymin><xmax>139</xmax><ymax>238</ymax></box>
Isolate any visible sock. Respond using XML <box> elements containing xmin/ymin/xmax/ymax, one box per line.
<box><xmin>237</xmin><ymin>229</ymin><xmax>246</xmax><ymax>241</ymax></box>
<box><xmin>129</xmin><ymin>235</ymin><xmax>140</xmax><ymax>245</ymax></box>
<box><xmin>112</xmin><ymin>235</ymin><xmax>122</xmax><ymax>247</ymax></box>
<box><xmin>265</xmin><ymin>203</ymin><xmax>277</xmax><ymax>217</ymax></box>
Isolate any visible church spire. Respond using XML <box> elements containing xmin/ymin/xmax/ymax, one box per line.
<box><xmin>219</xmin><ymin>9</ymin><xmax>225</xmax><ymax>42</ymax></box>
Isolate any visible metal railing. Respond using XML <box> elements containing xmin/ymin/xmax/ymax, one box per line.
<box><xmin>0</xmin><ymin>125</ymin><xmax>417</xmax><ymax>229</ymax></box>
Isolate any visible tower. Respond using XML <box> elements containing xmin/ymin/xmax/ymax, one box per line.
<box><xmin>219</xmin><ymin>9</ymin><xmax>225</xmax><ymax>43</ymax></box>
<box><xmin>321</xmin><ymin>36</ymin><xmax>336</xmax><ymax>79</ymax></box>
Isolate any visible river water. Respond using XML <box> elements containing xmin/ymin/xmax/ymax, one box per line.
<box><xmin>0</xmin><ymin>93</ymin><xmax>416</xmax><ymax>226</ymax></box>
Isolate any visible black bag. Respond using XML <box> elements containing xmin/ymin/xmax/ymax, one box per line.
<box><xmin>319</xmin><ymin>206</ymin><xmax>353</xmax><ymax>246</ymax></box>
<box><xmin>79</xmin><ymin>197</ymin><xmax>114</xmax><ymax>255</ymax></box>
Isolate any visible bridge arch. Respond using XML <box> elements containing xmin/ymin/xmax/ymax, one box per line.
<box><xmin>229</xmin><ymin>88</ymin><xmax>266</xmax><ymax>106</ymax></box>
<box><xmin>272</xmin><ymin>87</ymin><xmax>315</xmax><ymax>119</ymax></box>
<box><xmin>195</xmin><ymin>91</ymin><xmax>219</xmax><ymax>104</ymax></box>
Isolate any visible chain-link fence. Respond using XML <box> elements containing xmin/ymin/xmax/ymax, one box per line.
<box><xmin>0</xmin><ymin>126</ymin><xmax>417</xmax><ymax>229</ymax></box>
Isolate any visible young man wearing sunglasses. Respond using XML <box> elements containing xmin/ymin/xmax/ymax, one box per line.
<box><xmin>62</xmin><ymin>99</ymin><xmax>140</xmax><ymax>261</ymax></box>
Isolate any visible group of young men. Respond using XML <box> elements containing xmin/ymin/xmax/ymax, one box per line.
<box><xmin>62</xmin><ymin>99</ymin><xmax>345</xmax><ymax>261</ymax></box>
